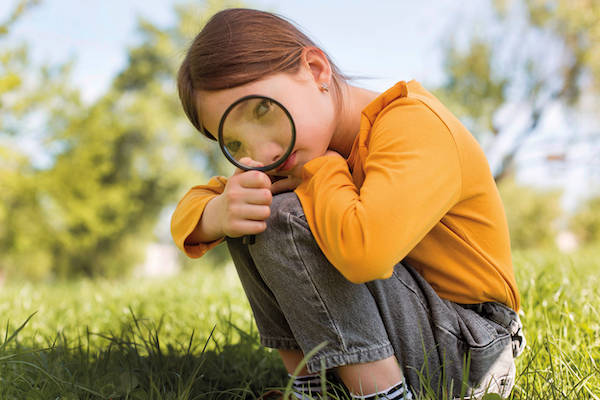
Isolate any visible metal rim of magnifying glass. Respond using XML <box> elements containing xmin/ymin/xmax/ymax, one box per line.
<box><xmin>217</xmin><ymin>94</ymin><xmax>296</xmax><ymax>172</ymax></box>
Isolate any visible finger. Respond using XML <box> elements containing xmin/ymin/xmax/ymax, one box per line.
<box><xmin>234</xmin><ymin>157</ymin><xmax>264</xmax><ymax>173</ymax></box>
<box><xmin>237</xmin><ymin>170</ymin><xmax>271</xmax><ymax>189</ymax></box>
<box><xmin>226</xmin><ymin>220</ymin><xmax>267</xmax><ymax>237</ymax></box>
<box><xmin>235</xmin><ymin>203</ymin><xmax>271</xmax><ymax>221</ymax></box>
<box><xmin>241</xmin><ymin>187</ymin><xmax>272</xmax><ymax>206</ymax></box>
<box><xmin>270</xmin><ymin>177</ymin><xmax>300</xmax><ymax>194</ymax></box>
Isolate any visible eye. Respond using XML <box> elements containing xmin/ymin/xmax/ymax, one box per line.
<box><xmin>254</xmin><ymin>98</ymin><xmax>272</xmax><ymax>118</ymax></box>
<box><xmin>226</xmin><ymin>140</ymin><xmax>242</xmax><ymax>154</ymax></box>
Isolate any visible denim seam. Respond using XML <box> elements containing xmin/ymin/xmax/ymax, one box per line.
<box><xmin>287</xmin><ymin>212</ymin><xmax>348</xmax><ymax>353</ymax></box>
<box><xmin>436</xmin><ymin>321</ymin><xmax>511</xmax><ymax>351</ymax></box>
<box><xmin>316</xmin><ymin>341</ymin><xmax>393</xmax><ymax>358</ymax></box>
<box><xmin>306</xmin><ymin>342</ymin><xmax>395</xmax><ymax>373</ymax></box>
<box><xmin>391</xmin><ymin>268</ymin><xmax>430</xmax><ymax>312</ymax></box>
<box><xmin>485</xmin><ymin>311</ymin><xmax>514</xmax><ymax>331</ymax></box>
<box><xmin>467</xmin><ymin>309</ymin><xmax>500</xmax><ymax>338</ymax></box>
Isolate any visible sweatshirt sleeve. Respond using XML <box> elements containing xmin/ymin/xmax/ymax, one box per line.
<box><xmin>294</xmin><ymin>100</ymin><xmax>462</xmax><ymax>283</ymax></box>
<box><xmin>170</xmin><ymin>176</ymin><xmax>228</xmax><ymax>258</ymax></box>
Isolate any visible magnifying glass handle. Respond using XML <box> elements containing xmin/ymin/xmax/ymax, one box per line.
<box><xmin>242</xmin><ymin>235</ymin><xmax>256</xmax><ymax>245</ymax></box>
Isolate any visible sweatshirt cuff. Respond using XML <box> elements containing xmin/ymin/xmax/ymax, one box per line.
<box><xmin>171</xmin><ymin>193</ymin><xmax>225</xmax><ymax>258</ymax></box>
<box><xmin>183</xmin><ymin>237</ymin><xmax>225</xmax><ymax>258</ymax></box>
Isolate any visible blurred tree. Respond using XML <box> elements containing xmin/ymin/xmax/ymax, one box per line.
<box><xmin>1</xmin><ymin>0</ymin><xmax>83</xmax><ymax>280</ymax></box>
<box><xmin>1</xmin><ymin>0</ymin><xmax>243</xmax><ymax>280</ymax></box>
<box><xmin>497</xmin><ymin>174</ymin><xmax>563</xmax><ymax>249</ymax></box>
<box><xmin>434</xmin><ymin>0</ymin><xmax>600</xmax><ymax>182</ymax></box>
<box><xmin>0</xmin><ymin>150</ymin><xmax>54</xmax><ymax>280</ymax></box>
<box><xmin>0</xmin><ymin>0</ymin><xmax>40</xmax><ymax>35</ymax></box>
<box><xmin>40</xmin><ymin>0</ymin><xmax>246</xmax><ymax>278</ymax></box>
<box><xmin>569</xmin><ymin>195</ymin><xmax>600</xmax><ymax>245</ymax></box>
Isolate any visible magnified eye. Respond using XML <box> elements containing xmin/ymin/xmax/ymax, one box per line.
<box><xmin>254</xmin><ymin>98</ymin><xmax>273</xmax><ymax>118</ymax></box>
<box><xmin>226</xmin><ymin>140</ymin><xmax>242</xmax><ymax>154</ymax></box>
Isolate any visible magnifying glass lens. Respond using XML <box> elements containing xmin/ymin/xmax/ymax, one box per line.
<box><xmin>219</xmin><ymin>95</ymin><xmax>296</xmax><ymax>172</ymax></box>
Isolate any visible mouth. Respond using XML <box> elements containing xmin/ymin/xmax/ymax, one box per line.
<box><xmin>276</xmin><ymin>151</ymin><xmax>297</xmax><ymax>173</ymax></box>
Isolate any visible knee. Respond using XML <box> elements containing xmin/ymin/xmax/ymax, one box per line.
<box><xmin>226</xmin><ymin>193</ymin><xmax>305</xmax><ymax>269</ymax></box>
<box><xmin>265</xmin><ymin>191</ymin><xmax>303</xmax><ymax>233</ymax></box>
<box><xmin>269</xmin><ymin>191</ymin><xmax>302</xmax><ymax>218</ymax></box>
<box><xmin>226</xmin><ymin>193</ymin><xmax>302</xmax><ymax>256</ymax></box>
<box><xmin>251</xmin><ymin>192</ymin><xmax>304</xmax><ymax>254</ymax></box>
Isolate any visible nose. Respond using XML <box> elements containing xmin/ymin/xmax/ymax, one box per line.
<box><xmin>250</xmin><ymin>140</ymin><xmax>284</xmax><ymax>166</ymax></box>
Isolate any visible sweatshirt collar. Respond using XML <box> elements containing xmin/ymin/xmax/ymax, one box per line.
<box><xmin>361</xmin><ymin>80</ymin><xmax>413</xmax><ymax>125</ymax></box>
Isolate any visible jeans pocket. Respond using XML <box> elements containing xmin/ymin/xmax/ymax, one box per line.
<box><xmin>464</xmin><ymin>334</ymin><xmax>512</xmax><ymax>387</ymax></box>
<box><xmin>462</xmin><ymin>342</ymin><xmax>516</xmax><ymax>399</ymax></box>
<box><xmin>448</xmin><ymin>305</ymin><xmax>513</xmax><ymax>392</ymax></box>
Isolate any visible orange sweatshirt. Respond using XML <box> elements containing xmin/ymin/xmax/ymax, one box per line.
<box><xmin>171</xmin><ymin>80</ymin><xmax>520</xmax><ymax>311</ymax></box>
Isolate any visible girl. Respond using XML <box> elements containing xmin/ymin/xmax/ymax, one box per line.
<box><xmin>171</xmin><ymin>8</ymin><xmax>524</xmax><ymax>400</ymax></box>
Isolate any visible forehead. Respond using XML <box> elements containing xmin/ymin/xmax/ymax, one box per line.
<box><xmin>195</xmin><ymin>72</ymin><xmax>307</xmax><ymax>133</ymax></box>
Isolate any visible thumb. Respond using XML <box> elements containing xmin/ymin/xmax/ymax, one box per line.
<box><xmin>270</xmin><ymin>176</ymin><xmax>301</xmax><ymax>194</ymax></box>
<box><xmin>234</xmin><ymin>157</ymin><xmax>264</xmax><ymax>175</ymax></box>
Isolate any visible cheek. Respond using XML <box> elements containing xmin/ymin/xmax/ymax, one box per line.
<box><xmin>295</xmin><ymin>121</ymin><xmax>333</xmax><ymax>153</ymax></box>
<box><xmin>293</xmin><ymin>100</ymin><xmax>336</xmax><ymax>147</ymax></box>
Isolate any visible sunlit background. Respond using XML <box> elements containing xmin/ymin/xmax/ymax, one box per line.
<box><xmin>2</xmin><ymin>1</ymin><xmax>600</xmax><ymax>397</ymax></box>
<box><xmin>1</xmin><ymin>0</ymin><xmax>599</xmax><ymax>280</ymax></box>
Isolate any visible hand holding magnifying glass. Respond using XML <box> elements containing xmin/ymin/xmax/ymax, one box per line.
<box><xmin>218</xmin><ymin>95</ymin><xmax>296</xmax><ymax>244</ymax></box>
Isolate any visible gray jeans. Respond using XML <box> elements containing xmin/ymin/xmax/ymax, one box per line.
<box><xmin>226</xmin><ymin>192</ymin><xmax>523</xmax><ymax>398</ymax></box>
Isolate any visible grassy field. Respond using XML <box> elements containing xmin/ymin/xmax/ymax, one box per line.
<box><xmin>0</xmin><ymin>245</ymin><xmax>599</xmax><ymax>399</ymax></box>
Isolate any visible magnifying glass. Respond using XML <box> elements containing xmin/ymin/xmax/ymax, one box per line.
<box><xmin>218</xmin><ymin>94</ymin><xmax>296</xmax><ymax>244</ymax></box>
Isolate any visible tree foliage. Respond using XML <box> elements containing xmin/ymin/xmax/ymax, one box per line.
<box><xmin>497</xmin><ymin>174</ymin><xmax>563</xmax><ymax>250</ymax></box>
<box><xmin>1</xmin><ymin>1</ymin><xmax>242</xmax><ymax>280</ymax></box>
<box><xmin>5</xmin><ymin>1</ymin><xmax>598</xmax><ymax>280</ymax></box>
<box><xmin>569</xmin><ymin>195</ymin><xmax>600</xmax><ymax>245</ymax></box>
<box><xmin>434</xmin><ymin>0</ymin><xmax>600</xmax><ymax>181</ymax></box>
<box><xmin>1</xmin><ymin>0</ymin><xmax>82</xmax><ymax>280</ymax></box>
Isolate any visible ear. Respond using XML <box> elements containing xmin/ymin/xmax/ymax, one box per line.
<box><xmin>300</xmin><ymin>47</ymin><xmax>333</xmax><ymax>88</ymax></box>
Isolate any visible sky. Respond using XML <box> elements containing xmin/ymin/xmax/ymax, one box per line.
<box><xmin>2</xmin><ymin>0</ymin><xmax>485</xmax><ymax>102</ymax></box>
<box><xmin>3</xmin><ymin>0</ymin><xmax>598</xmax><ymax>211</ymax></box>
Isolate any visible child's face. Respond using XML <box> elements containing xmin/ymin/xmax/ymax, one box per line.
<box><xmin>196</xmin><ymin>68</ymin><xmax>337</xmax><ymax>178</ymax></box>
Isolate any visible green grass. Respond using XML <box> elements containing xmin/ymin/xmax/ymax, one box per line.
<box><xmin>0</xmin><ymin>246</ymin><xmax>599</xmax><ymax>399</ymax></box>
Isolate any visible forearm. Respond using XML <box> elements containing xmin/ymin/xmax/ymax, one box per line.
<box><xmin>184</xmin><ymin>194</ymin><xmax>225</xmax><ymax>244</ymax></box>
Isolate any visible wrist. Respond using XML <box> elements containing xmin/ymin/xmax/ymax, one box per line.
<box><xmin>187</xmin><ymin>194</ymin><xmax>225</xmax><ymax>244</ymax></box>
<box><xmin>203</xmin><ymin>194</ymin><xmax>226</xmax><ymax>239</ymax></box>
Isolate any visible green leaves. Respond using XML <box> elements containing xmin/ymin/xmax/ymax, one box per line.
<box><xmin>481</xmin><ymin>393</ymin><xmax>503</xmax><ymax>400</ymax></box>
<box><xmin>435</xmin><ymin>0</ymin><xmax>600</xmax><ymax>181</ymax></box>
<box><xmin>497</xmin><ymin>176</ymin><xmax>563</xmax><ymax>250</ymax></box>
<box><xmin>1</xmin><ymin>1</ymin><xmax>235</xmax><ymax>280</ymax></box>
<box><xmin>569</xmin><ymin>196</ymin><xmax>600</xmax><ymax>245</ymax></box>
<box><xmin>435</xmin><ymin>39</ymin><xmax>508</xmax><ymax>139</ymax></box>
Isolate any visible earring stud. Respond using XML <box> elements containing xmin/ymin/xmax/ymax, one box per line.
<box><xmin>319</xmin><ymin>82</ymin><xmax>329</xmax><ymax>93</ymax></box>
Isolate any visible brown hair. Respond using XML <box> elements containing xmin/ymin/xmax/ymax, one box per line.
<box><xmin>177</xmin><ymin>8</ymin><xmax>349</xmax><ymax>140</ymax></box>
